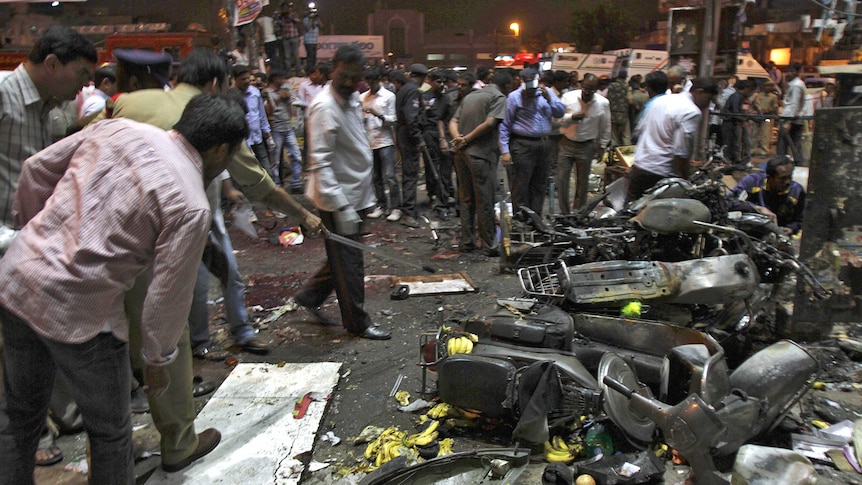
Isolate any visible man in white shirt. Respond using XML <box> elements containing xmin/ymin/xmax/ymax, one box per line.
<box><xmin>359</xmin><ymin>65</ymin><xmax>399</xmax><ymax>219</ymax></box>
<box><xmin>79</xmin><ymin>65</ymin><xmax>116</xmax><ymax>118</ymax></box>
<box><xmin>626</xmin><ymin>77</ymin><xmax>719</xmax><ymax>202</ymax></box>
<box><xmin>556</xmin><ymin>73</ymin><xmax>611</xmax><ymax>213</ymax></box>
<box><xmin>778</xmin><ymin>62</ymin><xmax>807</xmax><ymax>164</ymax></box>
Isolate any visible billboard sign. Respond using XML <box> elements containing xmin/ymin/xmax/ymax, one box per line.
<box><xmin>315</xmin><ymin>36</ymin><xmax>385</xmax><ymax>60</ymax></box>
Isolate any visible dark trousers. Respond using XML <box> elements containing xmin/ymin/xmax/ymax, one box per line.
<box><xmin>397</xmin><ymin>128</ymin><xmax>420</xmax><ymax>217</ymax></box>
<box><xmin>264</xmin><ymin>40</ymin><xmax>282</xmax><ymax>68</ymax></box>
<box><xmin>777</xmin><ymin>123</ymin><xmax>805</xmax><ymax>164</ymax></box>
<box><xmin>557</xmin><ymin>137</ymin><xmax>598</xmax><ymax>214</ymax></box>
<box><xmin>305</xmin><ymin>43</ymin><xmax>317</xmax><ymax>73</ymax></box>
<box><xmin>0</xmin><ymin>307</ymin><xmax>133</xmax><ymax>485</ymax></box>
<box><xmin>454</xmin><ymin>151</ymin><xmax>497</xmax><ymax>250</ymax></box>
<box><xmin>422</xmin><ymin>132</ymin><xmax>453</xmax><ymax>207</ymax></box>
<box><xmin>509</xmin><ymin>137</ymin><xmax>550</xmax><ymax>217</ymax></box>
<box><xmin>372</xmin><ymin>145</ymin><xmax>400</xmax><ymax>212</ymax></box>
<box><xmin>294</xmin><ymin>210</ymin><xmax>372</xmax><ymax>334</ymax></box>
<box><xmin>625</xmin><ymin>165</ymin><xmax>666</xmax><ymax>203</ymax></box>
<box><xmin>251</xmin><ymin>142</ymin><xmax>274</xmax><ymax>182</ymax></box>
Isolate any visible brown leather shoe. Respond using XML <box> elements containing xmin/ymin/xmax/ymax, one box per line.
<box><xmin>162</xmin><ymin>428</ymin><xmax>221</xmax><ymax>472</ymax></box>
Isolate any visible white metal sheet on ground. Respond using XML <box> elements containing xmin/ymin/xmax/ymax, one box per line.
<box><xmin>146</xmin><ymin>362</ymin><xmax>341</xmax><ymax>485</ymax></box>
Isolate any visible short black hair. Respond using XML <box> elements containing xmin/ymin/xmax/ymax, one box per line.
<box><xmin>268</xmin><ymin>68</ymin><xmax>288</xmax><ymax>81</ymax></box>
<box><xmin>28</xmin><ymin>25</ymin><xmax>97</xmax><ymax>65</ymax></box>
<box><xmin>173</xmin><ymin>93</ymin><xmax>249</xmax><ymax>154</ymax></box>
<box><xmin>94</xmin><ymin>66</ymin><xmax>116</xmax><ymax>87</ymax></box>
<box><xmin>332</xmin><ymin>44</ymin><xmax>365</xmax><ymax>69</ymax></box>
<box><xmin>765</xmin><ymin>155</ymin><xmax>794</xmax><ymax>176</ymax></box>
<box><xmin>553</xmin><ymin>70</ymin><xmax>570</xmax><ymax>83</ymax></box>
<box><xmin>476</xmin><ymin>66</ymin><xmax>492</xmax><ymax>82</ymax></box>
<box><xmin>644</xmin><ymin>71</ymin><xmax>668</xmax><ymax>94</ymax></box>
<box><xmin>735</xmin><ymin>79</ymin><xmax>753</xmax><ymax>91</ymax></box>
<box><xmin>491</xmin><ymin>70</ymin><xmax>512</xmax><ymax>89</ymax></box>
<box><xmin>691</xmin><ymin>76</ymin><xmax>720</xmax><ymax>95</ymax></box>
<box><xmin>364</xmin><ymin>65</ymin><xmax>382</xmax><ymax>81</ymax></box>
<box><xmin>457</xmin><ymin>71</ymin><xmax>476</xmax><ymax>86</ymax></box>
<box><xmin>178</xmin><ymin>48</ymin><xmax>230</xmax><ymax>89</ymax></box>
<box><xmin>231</xmin><ymin>64</ymin><xmax>253</xmax><ymax>78</ymax></box>
<box><xmin>309</xmin><ymin>63</ymin><xmax>331</xmax><ymax>78</ymax></box>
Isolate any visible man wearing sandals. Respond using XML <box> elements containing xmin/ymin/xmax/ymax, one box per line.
<box><xmin>0</xmin><ymin>25</ymin><xmax>97</xmax><ymax>469</ymax></box>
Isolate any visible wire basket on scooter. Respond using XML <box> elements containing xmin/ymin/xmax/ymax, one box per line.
<box><xmin>517</xmin><ymin>261</ymin><xmax>569</xmax><ymax>301</ymax></box>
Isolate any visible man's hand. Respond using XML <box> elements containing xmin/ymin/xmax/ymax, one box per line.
<box><xmin>500</xmin><ymin>152</ymin><xmax>512</xmax><ymax>167</ymax></box>
<box><xmin>224</xmin><ymin>186</ymin><xmax>247</xmax><ymax>205</ymax></box>
<box><xmin>143</xmin><ymin>365</ymin><xmax>171</xmax><ymax>398</ymax></box>
<box><xmin>452</xmin><ymin>135</ymin><xmax>467</xmax><ymax>151</ymax></box>
<box><xmin>266</xmin><ymin>136</ymin><xmax>276</xmax><ymax>151</ymax></box>
<box><xmin>539</xmin><ymin>87</ymin><xmax>551</xmax><ymax>102</ymax></box>
<box><xmin>302</xmin><ymin>211</ymin><xmax>324</xmax><ymax>235</ymax></box>
<box><xmin>334</xmin><ymin>206</ymin><xmax>361</xmax><ymax>235</ymax></box>
<box><xmin>439</xmin><ymin>138</ymin><xmax>451</xmax><ymax>152</ymax></box>
<box><xmin>755</xmin><ymin>204</ymin><xmax>778</xmax><ymax>224</ymax></box>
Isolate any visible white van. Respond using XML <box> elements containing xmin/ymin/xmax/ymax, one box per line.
<box><xmin>544</xmin><ymin>52</ymin><xmax>616</xmax><ymax>78</ymax></box>
<box><xmin>609</xmin><ymin>49</ymin><xmax>768</xmax><ymax>82</ymax></box>
<box><xmin>611</xmin><ymin>49</ymin><xmax>668</xmax><ymax>80</ymax></box>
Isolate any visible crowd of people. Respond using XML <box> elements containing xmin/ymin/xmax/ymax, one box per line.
<box><xmin>0</xmin><ymin>23</ymin><xmax>813</xmax><ymax>483</ymax></box>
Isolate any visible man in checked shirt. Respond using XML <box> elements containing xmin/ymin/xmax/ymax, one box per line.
<box><xmin>0</xmin><ymin>94</ymin><xmax>248</xmax><ymax>485</ymax></box>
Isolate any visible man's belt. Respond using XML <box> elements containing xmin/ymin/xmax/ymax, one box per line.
<box><xmin>511</xmin><ymin>133</ymin><xmax>548</xmax><ymax>141</ymax></box>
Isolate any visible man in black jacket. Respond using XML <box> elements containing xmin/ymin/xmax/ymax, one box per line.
<box><xmin>393</xmin><ymin>64</ymin><xmax>429</xmax><ymax>228</ymax></box>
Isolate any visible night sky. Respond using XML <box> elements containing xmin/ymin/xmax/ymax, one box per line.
<box><xmin>70</xmin><ymin>0</ymin><xmax>665</xmax><ymax>46</ymax></box>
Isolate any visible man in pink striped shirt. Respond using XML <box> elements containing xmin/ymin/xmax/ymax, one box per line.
<box><xmin>0</xmin><ymin>94</ymin><xmax>248</xmax><ymax>484</ymax></box>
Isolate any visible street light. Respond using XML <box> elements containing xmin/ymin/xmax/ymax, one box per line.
<box><xmin>509</xmin><ymin>22</ymin><xmax>520</xmax><ymax>38</ymax></box>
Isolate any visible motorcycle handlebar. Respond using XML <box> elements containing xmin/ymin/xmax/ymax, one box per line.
<box><xmin>602</xmin><ymin>376</ymin><xmax>634</xmax><ymax>398</ymax></box>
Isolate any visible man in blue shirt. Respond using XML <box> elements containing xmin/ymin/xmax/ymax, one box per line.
<box><xmin>727</xmin><ymin>155</ymin><xmax>805</xmax><ymax>235</ymax></box>
<box><xmin>232</xmin><ymin>64</ymin><xmax>274</xmax><ymax>177</ymax></box>
<box><xmin>499</xmin><ymin>68</ymin><xmax>565</xmax><ymax>217</ymax></box>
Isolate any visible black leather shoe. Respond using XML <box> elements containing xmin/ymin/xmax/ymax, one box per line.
<box><xmin>356</xmin><ymin>326</ymin><xmax>391</xmax><ymax>340</ymax></box>
<box><xmin>289</xmin><ymin>297</ymin><xmax>337</xmax><ymax>326</ymax></box>
<box><xmin>240</xmin><ymin>337</ymin><xmax>270</xmax><ymax>355</ymax></box>
<box><xmin>162</xmin><ymin>428</ymin><xmax>221</xmax><ymax>472</ymax></box>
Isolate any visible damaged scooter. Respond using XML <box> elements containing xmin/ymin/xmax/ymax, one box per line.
<box><xmin>420</xmin><ymin>297</ymin><xmax>819</xmax><ymax>484</ymax></box>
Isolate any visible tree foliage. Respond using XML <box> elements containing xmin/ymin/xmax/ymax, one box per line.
<box><xmin>570</xmin><ymin>3</ymin><xmax>642</xmax><ymax>52</ymax></box>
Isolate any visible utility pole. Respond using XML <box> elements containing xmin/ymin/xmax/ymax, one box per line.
<box><xmin>695</xmin><ymin>0</ymin><xmax>722</xmax><ymax>159</ymax></box>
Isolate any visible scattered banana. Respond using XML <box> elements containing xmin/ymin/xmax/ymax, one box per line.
<box><xmin>427</xmin><ymin>403</ymin><xmax>453</xmax><ymax>419</ymax></box>
<box><xmin>394</xmin><ymin>390</ymin><xmax>410</xmax><ymax>406</ymax></box>
<box><xmin>437</xmin><ymin>437</ymin><xmax>454</xmax><ymax>456</ymax></box>
<box><xmin>446</xmin><ymin>336</ymin><xmax>474</xmax><ymax>355</ymax></box>
<box><xmin>544</xmin><ymin>435</ymin><xmax>583</xmax><ymax>464</ymax></box>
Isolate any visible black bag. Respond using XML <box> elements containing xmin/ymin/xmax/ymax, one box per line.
<box><xmin>464</xmin><ymin>304</ymin><xmax>574</xmax><ymax>351</ymax></box>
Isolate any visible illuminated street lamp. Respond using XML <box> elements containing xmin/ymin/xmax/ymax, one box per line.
<box><xmin>509</xmin><ymin>22</ymin><xmax>520</xmax><ymax>38</ymax></box>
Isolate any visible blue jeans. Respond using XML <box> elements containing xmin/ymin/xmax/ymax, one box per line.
<box><xmin>272</xmin><ymin>129</ymin><xmax>303</xmax><ymax>189</ymax></box>
<box><xmin>189</xmin><ymin>227</ymin><xmax>254</xmax><ymax>349</ymax></box>
<box><xmin>0</xmin><ymin>306</ymin><xmax>133</xmax><ymax>485</ymax></box>
<box><xmin>372</xmin><ymin>145</ymin><xmax>400</xmax><ymax>211</ymax></box>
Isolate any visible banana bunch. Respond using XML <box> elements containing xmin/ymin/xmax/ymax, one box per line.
<box><xmin>426</xmin><ymin>403</ymin><xmax>453</xmax><ymax>419</ymax></box>
<box><xmin>404</xmin><ymin>419</ymin><xmax>439</xmax><ymax>447</ymax></box>
<box><xmin>544</xmin><ymin>436</ymin><xmax>583</xmax><ymax>464</ymax></box>
<box><xmin>446</xmin><ymin>336</ymin><xmax>475</xmax><ymax>355</ymax></box>
<box><xmin>364</xmin><ymin>427</ymin><xmax>406</xmax><ymax>464</ymax></box>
